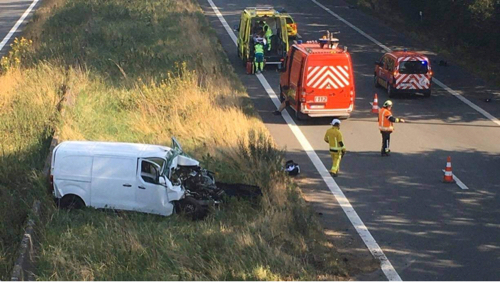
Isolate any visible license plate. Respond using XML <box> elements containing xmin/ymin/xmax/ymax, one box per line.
<box><xmin>314</xmin><ymin>96</ymin><xmax>327</xmax><ymax>102</ymax></box>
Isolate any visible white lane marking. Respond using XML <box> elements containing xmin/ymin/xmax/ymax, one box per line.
<box><xmin>311</xmin><ymin>0</ymin><xmax>500</xmax><ymax>127</ymax></box>
<box><xmin>206</xmin><ymin>0</ymin><xmax>401</xmax><ymax>281</ymax></box>
<box><xmin>442</xmin><ymin>170</ymin><xmax>470</xmax><ymax>190</ymax></box>
<box><xmin>0</xmin><ymin>0</ymin><xmax>40</xmax><ymax>52</ymax></box>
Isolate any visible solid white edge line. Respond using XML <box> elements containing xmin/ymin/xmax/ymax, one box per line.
<box><xmin>442</xmin><ymin>170</ymin><xmax>469</xmax><ymax>190</ymax></box>
<box><xmin>205</xmin><ymin>0</ymin><xmax>402</xmax><ymax>281</ymax></box>
<box><xmin>0</xmin><ymin>0</ymin><xmax>40</xmax><ymax>52</ymax></box>
<box><xmin>311</xmin><ymin>0</ymin><xmax>500</xmax><ymax>127</ymax></box>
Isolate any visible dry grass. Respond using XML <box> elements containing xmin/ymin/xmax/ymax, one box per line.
<box><xmin>1</xmin><ymin>0</ymin><xmax>350</xmax><ymax>280</ymax></box>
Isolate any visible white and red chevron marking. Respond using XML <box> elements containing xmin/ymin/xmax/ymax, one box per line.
<box><xmin>306</xmin><ymin>65</ymin><xmax>350</xmax><ymax>89</ymax></box>
<box><xmin>395</xmin><ymin>74</ymin><xmax>429</xmax><ymax>90</ymax></box>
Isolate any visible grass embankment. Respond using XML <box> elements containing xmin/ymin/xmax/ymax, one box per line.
<box><xmin>0</xmin><ymin>2</ymin><xmax>67</xmax><ymax>276</ymax></box>
<box><xmin>1</xmin><ymin>0</ymin><xmax>349</xmax><ymax>280</ymax></box>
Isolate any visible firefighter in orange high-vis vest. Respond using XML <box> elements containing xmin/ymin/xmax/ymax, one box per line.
<box><xmin>379</xmin><ymin>100</ymin><xmax>405</xmax><ymax>157</ymax></box>
<box><xmin>324</xmin><ymin>119</ymin><xmax>346</xmax><ymax>177</ymax></box>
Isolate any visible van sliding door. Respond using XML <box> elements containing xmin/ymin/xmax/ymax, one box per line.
<box><xmin>91</xmin><ymin>156</ymin><xmax>136</xmax><ymax>210</ymax></box>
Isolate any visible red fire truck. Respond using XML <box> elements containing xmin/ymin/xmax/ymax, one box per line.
<box><xmin>279</xmin><ymin>38</ymin><xmax>355</xmax><ymax>119</ymax></box>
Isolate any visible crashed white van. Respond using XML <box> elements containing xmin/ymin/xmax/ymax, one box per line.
<box><xmin>50</xmin><ymin>138</ymin><xmax>223</xmax><ymax>218</ymax></box>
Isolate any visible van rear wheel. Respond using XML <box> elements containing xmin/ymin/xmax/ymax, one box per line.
<box><xmin>59</xmin><ymin>195</ymin><xmax>85</xmax><ymax>210</ymax></box>
<box><xmin>423</xmin><ymin>89</ymin><xmax>431</xmax><ymax>98</ymax></box>
<box><xmin>295</xmin><ymin>103</ymin><xmax>309</xmax><ymax>120</ymax></box>
<box><xmin>388</xmin><ymin>85</ymin><xmax>396</xmax><ymax>98</ymax></box>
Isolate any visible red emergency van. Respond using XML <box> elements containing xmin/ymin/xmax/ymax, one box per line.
<box><xmin>374</xmin><ymin>50</ymin><xmax>433</xmax><ymax>97</ymax></box>
<box><xmin>279</xmin><ymin>41</ymin><xmax>355</xmax><ymax>119</ymax></box>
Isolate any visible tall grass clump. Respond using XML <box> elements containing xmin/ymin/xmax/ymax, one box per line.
<box><xmin>0</xmin><ymin>59</ymin><xmax>63</xmax><ymax>279</ymax></box>
<box><xmin>1</xmin><ymin>0</ymin><xmax>352</xmax><ymax>279</ymax></box>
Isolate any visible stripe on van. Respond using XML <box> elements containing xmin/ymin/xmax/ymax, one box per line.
<box><xmin>306</xmin><ymin>65</ymin><xmax>350</xmax><ymax>89</ymax></box>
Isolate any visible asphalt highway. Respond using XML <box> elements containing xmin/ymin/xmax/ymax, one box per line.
<box><xmin>2</xmin><ymin>0</ymin><xmax>500</xmax><ymax>280</ymax></box>
<box><xmin>199</xmin><ymin>0</ymin><xmax>500</xmax><ymax>280</ymax></box>
<box><xmin>0</xmin><ymin>0</ymin><xmax>38</xmax><ymax>56</ymax></box>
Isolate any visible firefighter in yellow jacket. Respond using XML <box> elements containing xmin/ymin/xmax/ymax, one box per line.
<box><xmin>324</xmin><ymin>119</ymin><xmax>346</xmax><ymax>177</ymax></box>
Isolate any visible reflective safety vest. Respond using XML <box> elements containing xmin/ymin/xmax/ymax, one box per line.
<box><xmin>379</xmin><ymin>108</ymin><xmax>394</xmax><ymax>132</ymax></box>
<box><xmin>254</xmin><ymin>43</ymin><xmax>264</xmax><ymax>54</ymax></box>
<box><xmin>324</xmin><ymin>127</ymin><xmax>345</xmax><ymax>152</ymax></box>
<box><xmin>264</xmin><ymin>27</ymin><xmax>273</xmax><ymax>40</ymax></box>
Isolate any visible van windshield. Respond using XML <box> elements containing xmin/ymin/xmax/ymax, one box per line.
<box><xmin>398</xmin><ymin>61</ymin><xmax>428</xmax><ymax>74</ymax></box>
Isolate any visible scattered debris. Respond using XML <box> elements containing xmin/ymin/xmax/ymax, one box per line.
<box><xmin>438</xmin><ymin>60</ymin><xmax>448</xmax><ymax>66</ymax></box>
<box><xmin>285</xmin><ymin>160</ymin><xmax>300</xmax><ymax>176</ymax></box>
<box><xmin>217</xmin><ymin>182</ymin><xmax>262</xmax><ymax>200</ymax></box>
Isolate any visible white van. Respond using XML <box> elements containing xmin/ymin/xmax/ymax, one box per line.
<box><xmin>49</xmin><ymin>138</ymin><xmax>206</xmax><ymax>217</ymax></box>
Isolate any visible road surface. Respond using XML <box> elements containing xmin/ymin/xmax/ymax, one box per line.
<box><xmin>198</xmin><ymin>0</ymin><xmax>500</xmax><ymax>280</ymax></box>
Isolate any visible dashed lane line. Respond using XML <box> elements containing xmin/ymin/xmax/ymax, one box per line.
<box><xmin>311</xmin><ymin>0</ymin><xmax>500</xmax><ymax>127</ymax></box>
<box><xmin>206</xmin><ymin>0</ymin><xmax>402</xmax><ymax>280</ymax></box>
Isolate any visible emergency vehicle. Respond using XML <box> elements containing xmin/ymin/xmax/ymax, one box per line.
<box><xmin>279</xmin><ymin>36</ymin><xmax>355</xmax><ymax>119</ymax></box>
<box><xmin>281</xmin><ymin>12</ymin><xmax>298</xmax><ymax>39</ymax></box>
<box><xmin>235</xmin><ymin>7</ymin><xmax>291</xmax><ymax>70</ymax></box>
<box><xmin>374</xmin><ymin>50</ymin><xmax>433</xmax><ymax>97</ymax></box>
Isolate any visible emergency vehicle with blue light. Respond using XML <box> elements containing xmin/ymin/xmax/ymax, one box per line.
<box><xmin>374</xmin><ymin>50</ymin><xmax>433</xmax><ymax>97</ymax></box>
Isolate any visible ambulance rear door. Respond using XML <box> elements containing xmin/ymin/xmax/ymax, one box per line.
<box><xmin>303</xmin><ymin>53</ymin><xmax>355</xmax><ymax>111</ymax></box>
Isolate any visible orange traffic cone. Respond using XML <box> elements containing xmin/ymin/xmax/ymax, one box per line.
<box><xmin>443</xmin><ymin>156</ymin><xmax>454</xmax><ymax>183</ymax></box>
<box><xmin>371</xmin><ymin>93</ymin><xmax>379</xmax><ymax>113</ymax></box>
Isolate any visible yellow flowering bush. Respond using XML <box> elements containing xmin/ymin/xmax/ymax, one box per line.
<box><xmin>0</xmin><ymin>37</ymin><xmax>33</xmax><ymax>73</ymax></box>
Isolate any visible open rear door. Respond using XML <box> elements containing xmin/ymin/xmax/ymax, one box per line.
<box><xmin>279</xmin><ymin>17</ymin><xmax>289</xmax><ymax>59</ymax></box>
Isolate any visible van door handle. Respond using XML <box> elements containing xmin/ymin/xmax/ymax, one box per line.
<box><xmin>123</xmin><ymin>184</ymin><xmax>132</xmax><ymax>187</ymax></box>
<box><xmin>138</xmin><ymin>186</ymin><xmax>146</xmax><ymax>190</ymax></box>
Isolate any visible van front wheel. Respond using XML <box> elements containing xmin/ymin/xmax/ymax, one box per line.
<box><xmin>176</xmin><ymin>197</ymin><xmax>208</xmax><ymax>220</ymax></box>
<box><xmin>374</xmin><ymin>75</ymin><xmax>380</xmax><ymax>88</ymax></box>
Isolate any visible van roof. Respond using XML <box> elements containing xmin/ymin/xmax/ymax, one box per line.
<box><xmin>55</xmin><ymin>141</ymin><xmax>172</xmax><ymax>159</ymax></box>
<box><xmin>388</xmin><ymin>50</ymin><xmax>429</xmax><ymax>60</ymax></box>
<box><xmin>244</xmin><ymin>7</ymin><xmax>281</xmax><ymax>17</ymax></box>
<box><xmin>294</xmin><ymin>43</ymin><xmax>350</xmax><ymax>57</ymax></box>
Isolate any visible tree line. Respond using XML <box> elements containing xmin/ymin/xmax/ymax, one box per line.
<box><xmin>359</xmin><ymin>0</ymin><xmax>500</xmax><ymax>60</ymax></box>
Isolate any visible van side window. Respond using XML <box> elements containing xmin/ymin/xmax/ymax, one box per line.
<box><xmin>383</xmin><ymin>56</ymin><xmax>390</xmax><ymax>70</ymax></box>
<box><xmin>141</xmin><ymin>160</ymin><xmax>159</xmax><ymax>184</ymax></box>
<box><xmin>387</xmin><ymin>58</ymin><xmax>394</xmax><ymax>71</ymax></box>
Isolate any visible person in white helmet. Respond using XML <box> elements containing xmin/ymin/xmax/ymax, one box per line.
<box><xmin>324</xmin><ymin>119</ymin><xmax>346</xmax><ymax>177</ymax></box>
<box><xmin>379</xmin><ymin>100</ymin><xmax>405</xmax><ymax>156</ymax></box>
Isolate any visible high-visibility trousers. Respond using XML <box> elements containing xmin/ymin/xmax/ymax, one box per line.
<box><xmin>254</xmin><ymin>53</ymin><xmax>264</xmax><ymax>72</ymax></box>
<box><xmin>329</xmin><ymin>152</ymin><xmax>342</xmax><ymax>173</ymax></box>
